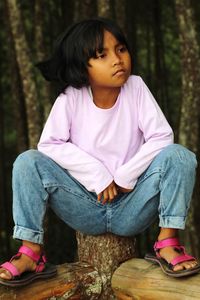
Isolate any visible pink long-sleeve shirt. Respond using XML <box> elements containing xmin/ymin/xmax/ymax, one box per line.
<box><xmin>38</xmin><ymin>75</ymin><xmax>174</xmax><ymax>194</ymax></box>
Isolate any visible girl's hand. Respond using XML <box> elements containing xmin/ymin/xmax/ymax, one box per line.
<box><xmin>117</xmin><ymin>186</ymin><xmax>133</xmax><ymax>193</ymax></box>
<box><xmin>97</xmin><ymin>181</ymin><xmax>118</xmax><ymax>204</ymax></box>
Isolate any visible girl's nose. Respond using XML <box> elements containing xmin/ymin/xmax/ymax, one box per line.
<box><xmin>112</xmin><ymin>52</ymin><xmax>122</xmax><ymax>66</ymax></box>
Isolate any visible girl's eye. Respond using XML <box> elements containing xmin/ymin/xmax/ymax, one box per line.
<box><xmin>97</xmin><ymin>53</ymin><xmax>106</xmax><ymax>59</ymax></box>
<box><xmin>118</xmin><ymin>46</ymin><xmax>127</xmax><ymax>53</ymax></box>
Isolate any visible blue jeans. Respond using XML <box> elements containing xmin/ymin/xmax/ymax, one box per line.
<box><xmin>12</xmin><ymin>144</ymin><xmax>197</xmax><ymax>245</ymax></box>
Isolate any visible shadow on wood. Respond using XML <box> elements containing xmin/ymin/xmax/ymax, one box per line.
<box><xmin>112</xmin><ymin>258</ymin><xmax>200</xmax><ymax>300</ymax></box>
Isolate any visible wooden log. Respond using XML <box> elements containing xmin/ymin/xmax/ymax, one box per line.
<box><xmin>0</xmin><ymin>234</ymin><xmax>136</xmax><ymax>299</ymax></box>
<box><xmin>112</xmin><ymin>258</ymin><xmax>200</xmax><ymax>300</ymax></box>
<box><xmin>0</xmin><ymin>262</ymin><xmax>102</xmax><ymax>300</ymax></box>
<box><xmin>76</xmin><ymin>232</ymin><xmax>136</xmax><ymax>300</ymax></box>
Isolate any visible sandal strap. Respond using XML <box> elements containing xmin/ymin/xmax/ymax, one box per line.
<box><xmin>18</xmin><ymin>246</ymin><xmax>46</xmax><ymax>264</ymax></box>
<box><xmin>170</xmin><ymin>253</ymin><xmax>195</xmax><ymax>266</ymax></box>
<box><xmin>154</xmin><ymin>238</ymin><xmax>196</xmax><ymax>267</ymax></box>
<box><xmin>0</xmin><ymin>262</ymin><xmax>20</xmax><ymax>277</ymax></box>
<box><xmin>0</xmin><ymin>246</ymin><xmax>47</xmax><ymax>278</ymax></box>
<box><xmin>154</xmin><ymin>237</ymin><xmax>180</xmax><ymax>251</ymax></box>
<box><xmin>18</xmin><ymin>246</ymin><xmax>41</xmax><ymax>262</ymax></box>
<box><xmin>19</xmin><ymin>246</ymin><xmax>47</xmax><ymax>273</ymax></box>
<box><xmin>35</xmin><ymin>261</ymin><xmax>46</xmax><ymax>273</ymax></box>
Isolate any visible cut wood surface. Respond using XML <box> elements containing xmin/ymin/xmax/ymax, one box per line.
<box><xmin>112</xmin><ymin>258</ymin><xmax>200</xmax><ymax>300</ymax></box>
<box><xmin>0</xmin><ymin>262</ymin><xmax>102</xmax><ymax>300</ymax></box>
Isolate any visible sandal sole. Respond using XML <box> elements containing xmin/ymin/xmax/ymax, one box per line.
<box><xmin>145</xmin><ymin>253</ymin><xmax>200</xmax><ymax>278</ymax></box>
<box><xmin>0</xmin><ymin>264</ymin><xmax>57</xmax><ymax>287</ymax></box>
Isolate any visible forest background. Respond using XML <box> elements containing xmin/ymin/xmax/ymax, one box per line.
<box><xmin>0</xmin><ymin>0</ymin><xmax>200</xmax><ymax>265</ymax></box>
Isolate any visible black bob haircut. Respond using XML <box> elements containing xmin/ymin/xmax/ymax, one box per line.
<box><xmin>36</xmin><ymin>18</ymin><xmax>132</xmax><ymax>91</ymax></box>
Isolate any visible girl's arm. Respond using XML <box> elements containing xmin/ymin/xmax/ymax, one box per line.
<box><xmin>114</xmin><ymin>77</ymin><xmax>174</xmax><ymax>190</ymax></box>
<box><xmin>38</xmin><ymin>95</ymin><xmax>113</xmax><ymax>195</ymax></box>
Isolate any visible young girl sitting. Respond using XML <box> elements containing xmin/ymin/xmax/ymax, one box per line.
<box><xmin>0</xmin><ymin>17</ymin><xmax>199</xmax><ymax>286</ymax></box>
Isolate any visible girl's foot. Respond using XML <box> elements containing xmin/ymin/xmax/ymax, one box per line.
<box><xmin>157</xmin><ymin>228</ymin><xmax>198</xmax><ymax>272</ymax></box>
<box><xmin>158</xmin><ymin>245</ymin><xmax>198</xmax><ymax>271</ymax></box>
<box><xmin>0</xmin><ymin>245</ymin><xmax>57</xmax><ymax>287</ymax></box>
<box><xmin>0</xmin><ymin>254</ymin><xmax>37</xmax><ymax>280</ymax></box>
<box><xmin>0</xmin><ymin>241</ymin><xmax>42</xmax><ymax>281</ymax></box>
<box><xmin>145</xmin><ymin>228</ymin><xmax>200</xmax><ymax>277</ymax></box>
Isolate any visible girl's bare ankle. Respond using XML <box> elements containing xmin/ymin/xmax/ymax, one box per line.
<box><xmin>158</xmin><ymin>228</ymin><xmax>178</xmax><ymax>241</ymax></box>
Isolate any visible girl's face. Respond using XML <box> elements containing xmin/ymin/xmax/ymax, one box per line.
<box><xmin>87</xmin><ymin>30</ymin><xmax>131</xmax><ymax>93</ymax></box>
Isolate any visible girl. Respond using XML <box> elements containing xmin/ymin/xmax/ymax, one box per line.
<box><xmin>0</xmin><ymin>18</ymin><xmax>199</xmax><ymax>286</ymax></box>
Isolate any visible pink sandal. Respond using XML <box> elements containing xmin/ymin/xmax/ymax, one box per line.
<box><xmin>145</xmin><ymin>237</ymin><xmax>200</xmax><ymax>277</ymax></box>
<box><xmin>0</xmin><ymin>245</ymin><xmax>57</xmax><ymax>287</ymax></box>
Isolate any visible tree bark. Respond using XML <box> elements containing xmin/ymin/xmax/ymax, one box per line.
<box><xmin>0</xmin><ymin>0</ymin><xmax>16</xmax><ymax>257</ymax></box>
<box><xmin>61</xmin><ymin>0</ymin><xmax>75</xmax><ymax>28</ymax></box>
<box><xmin>97</xmin><ymin>0</ymin><xmax>114</xmax><ymax>19</ymax></box>
<box><xmin>73</xmin><ymin>0</ymin><xmax>97</xmax><ymax>22</ymax></box>
<box><xmin>175</xmin><ymin>0</ymin><xmax>200</xmax><ymax>256</ymax></box>
<box><xmin>6</xmin><ymin>0</ymin><xmax>41</xmax><ymax>148</ymax></box>
<box><xmin>175</xmin><ymin>0</ymin><xmax>200</xmax><ymax>151</ymax></box>
<box><xmin>152</xmin><ymin>0</ymin><xmax>169</xmax><ymax>116</ymax></box>
<box><xmin>0</xmin><ymin>80</ymin><xmax>8</xmax><ymax>255</ymax></box>
<box><xmin>34</xmin><ymin>0</ymin><xmax>52</xmax><ymax>123</ymax></box>
<box><xmin>76</xmin><ymin>232</ymin><xmax>136</xmax><ymax>299</ymax></box>
<box><xmin>115</xmin><ymin>0</ymin><xmax>126</xmax><ymax>32</ymax></box>
<box><xmin>125</xmin><ymin>0</ymin><xmax>138</xmax><ymax>74</ymax></box>
<box><xmin>4</xmin><ymin>0</ymin><xmax>28</xmax><ymax>152</ymax></box>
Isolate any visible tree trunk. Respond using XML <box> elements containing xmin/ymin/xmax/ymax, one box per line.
<box><xmin>175</xmin><ymin>0</ymin><xmax>200</xmax><ymax>151</ymax></box>
<box><xmin>97</xmin><ymin>0</ymin><xmax>114</xmax><ymax>19</ymax></box>
<box><xmin>125</xmin><ymin>0</ymin><xmax>138</xmax><ymax>74</ymax></box>
<box><xmin>34</xmin><ymin>0</ymin><xmax>52</xmax><ymax>123</ymax></box>
<box><xmin>61</xmin><ymin>0</ymin><xmax>75</xmax><ymax>29</ymax></box>
<box><xmin>73</xmin><ymin>0</ymin><xmax>97</xmax><ymax>22</ymax></box>
<box><xmin>152</xmin><ymin>0</ymin><xmax>169</xmax><ymax>116</ymax></box>
<box><xmin>175</xmin><ymin>0</ymin><xmax>200</xmax><ymax>256</ymax></box>
<box><xmin>0</xmin><ymin>1</ymin><xmax>14</xmax><ymax>257</ymax></box>
<box><xmin>4</xmin><ymin>0</ymin><xmax>28</xmax><ymax>152</ymax></box>
<box><xmin>76</xmin><ymin>232</ymin><xmax>136</xmax><ymax>299</ymax></box>
<box><xmin>6</xmin><ymin>0</ymin><xmax>41</xmax><ymax>148</ymax></box>
<box><xmin>9</xmin><ymin>55</ymin><xmax>29</xmax><ymax>152</ymax></box>
<box><xmin>0</xmin><ymin>82</ymin><xmax>8</xmax><ymax>256</ymax></box>
<box><xmin>115</xmin><ymin>0</ymin><xmax>126</xmax><ymax>32</ymax></box>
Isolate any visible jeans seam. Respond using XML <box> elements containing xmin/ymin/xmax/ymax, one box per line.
<box><xmin>44</xmin><ymin>182</ymin><xmax>104</xmax><ymax>208</ymax></box>
<box><xmin>107</xmin><ymin>206</ymin><xmax>112</xmax><ymax>232</ymax></box>
<box><xmin>44</xmin><ymin>182</ymin><xmax>89</xmax><ymax>198</ymax></box>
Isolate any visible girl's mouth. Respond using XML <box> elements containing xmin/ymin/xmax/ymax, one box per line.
<box><xmin>113</xmin><ymin>69</ymin><xmax>125</xmax><ymax>76</ymax></box>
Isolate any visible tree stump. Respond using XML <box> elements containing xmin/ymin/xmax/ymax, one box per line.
<box><xmin>76</xmin><ymin>232</ymin><xmax>136</xmax><ymax>299</ymax></box>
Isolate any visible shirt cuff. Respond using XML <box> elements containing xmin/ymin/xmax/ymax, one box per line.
<box><xmin>94</xmin><ymin>176</ymin><xmax>114</xmax><ymax>195</ymax></box>
<box><xmin>114</xmin><ymin>175</ymin><xmax>137</xmax><ymax>190</ymax></box>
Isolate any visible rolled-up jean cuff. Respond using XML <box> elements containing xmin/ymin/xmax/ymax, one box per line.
<box><xmin>13</xmin><ymin>225</ymin><xmax>44</xmax><ymax>245</ymax></box>
<box><xmin>159</xmin><ymin>216</ymin><xmax>186</xmax><ymax>230</ymax></box>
